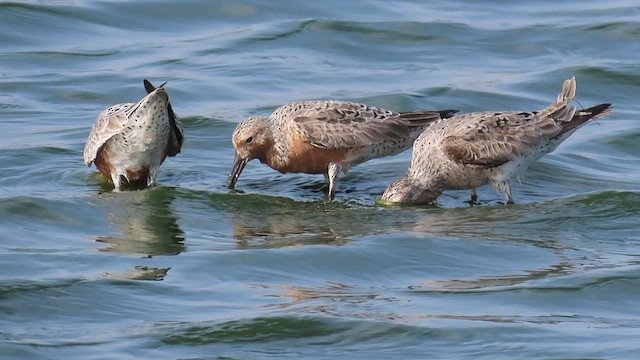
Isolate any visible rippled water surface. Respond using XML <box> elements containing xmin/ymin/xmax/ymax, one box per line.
<box><xmin>1</xmin><ymin>1</ymin><xmax>639</xmax><ymax>359</ymax></box>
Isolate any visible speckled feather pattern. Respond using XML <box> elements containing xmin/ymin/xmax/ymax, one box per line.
<box><xmin>230</xmin><ymin>100</ymin><xmax>455</xmax><ymax>199</ymax></box>
<box><xmin>83</xmin><ymin>81</ymin><xmax>184</xmax><ymax>189</ymax></box>
<box><xmin>234</xmin><ymin>100</ymin><xmax>452</xmax><ymax>171</ymax></box>
<box><xmin>381</xmin><ymin>77</ymin><xmax>613</xmax><ymax>204</ymax></box>
<box><xmin>83</xmin><ymin>103</ymin><xmax>134</xmax><ymax>165</ymax></box>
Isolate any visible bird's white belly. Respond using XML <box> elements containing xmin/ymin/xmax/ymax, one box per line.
<box><xmin>106</xmin><ymin>122</ymin><xmax>169</xmax><ymax>171</ymax></box>
<box><xmin>487</xmin><ymin>142</ymin><xmax>554</xmax><ymax>184</ymax></box>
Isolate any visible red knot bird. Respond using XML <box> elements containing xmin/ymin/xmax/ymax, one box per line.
<box><xmin>379</xmin><ymin>77</ymin><xmax>612</xmax><ymax>205</ymax></box>
<box><xmin>227</xmin><ymin>100</ymin><xmax>458</xmax><ymax>200</ymax></box>
<box><xmin>83</xmin><ymin>80</ymin><xmax>184</xmax><ymax>190</ymax></box>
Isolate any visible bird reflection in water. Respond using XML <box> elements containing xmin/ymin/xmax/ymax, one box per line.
<box><xmin>228</xmin><ymin>196</ymin><xmax>368</xmax><ymax>249</ymax></box>
<box><xmin>93</xmin><ymin>187</ymin><xmax>185</xmax><ymax>280</ymax></box>
<box><xmin>102</xmin><ymin>265</ymin><xmax>170</xmax><ymax>281</ymax></box>
<box><xmin>256</xmin><ymin>281</ymin><xmax>394</xmax><ymax>317</ymax></box>
<box><xmin>95</xmin><ymin>187</ymin><xmax>185</xmax><ymax>256</ymax></box>
<box><xmin>405</xmin><ymin>203</ymin><xmax>584</xmax><ymax>291</ymax></box>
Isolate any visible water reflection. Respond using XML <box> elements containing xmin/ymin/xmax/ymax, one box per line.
<box><xmin>257</xmin><ymin>282</ymin><xmax>396</xmax><ymax>320</ymax></box>
<box><xmin>250</xmin><ymin>201</ymin><xmax>598</xmax><ymax>318</ymax></box>
<box><xmin>94</xmin><ymin>187</ymin><xmax>185</xmax><ymax>257</ymax></box>
<box><xmin>415</xmin><ymin>261</ymin><xmax>575</xmax><ymax>291</ymax></box>
<box><xmin>405</xmin><ymin>203</ymin><xmax>586</xmax><ymax>291</ymax></box>
<box><xmin>260</xmin><ymin>282</ymin><xmax>380</xmax><ymax>303</ymax></box>
<box><xmin>224</xmin><ymin>195</ymin><xmax>365</xmax><ymax>249</ymax></box>
<box><xmin>102</xmin><ymin>265</ymin><xmax>170</xmax><ymax>281</ymax></box>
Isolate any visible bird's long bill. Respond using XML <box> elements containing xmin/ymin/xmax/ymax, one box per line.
<box><xmin>227</xmin><ymin>153</ymin><xmax>248</xmax><ymax>189</ymax></box>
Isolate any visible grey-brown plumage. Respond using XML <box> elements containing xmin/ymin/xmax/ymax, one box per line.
<box><xmin>84</xmin><ymin>80</ymin><xmax>184</xmax><ymax>189</ymax></box>
<box><xmin>380</xmin><ymin>77</ymin><xmax>612</xmax><ymax>205</ymax></box>
<box><xmin>228</xmin><ymin>100</ymin><xmax>457</xmax><ymax>200</ymax></box>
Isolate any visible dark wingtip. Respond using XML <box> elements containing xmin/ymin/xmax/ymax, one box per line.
<box><xmin>559</xmin><ymin>103</ymin><xmax>613</xmax><ymax>136</ymax></box>
<box><xmin>587</xmin><ymin>103</ymin><xmax>612</xmax><ymax>117</ymax></box>
<box><xmin>398</xmin><ymin>109</ymin><xmax>460</xmax><ymax>130</ymax></box>
<box><xmin>166</xmin><ymin>103</ymin><xmax>184</xmax><ymax>156</ymax></box>
<box><xmin>439</xmin><ymin>109</ymin><xmax>459</xmax><ymax>119</ymax></box>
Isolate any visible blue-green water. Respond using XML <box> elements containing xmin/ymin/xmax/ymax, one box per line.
<box><xmin>1</xmin><ymin>1</ymin><xmax>639</xmax><ymax>359</ymax></box>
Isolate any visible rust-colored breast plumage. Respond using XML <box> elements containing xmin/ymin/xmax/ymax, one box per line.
<box><xmin>264</xmin><ymin>100</ymin><xmax>449</xmax><ymax>172</ymax></box>
<box><xmin>93</xmin><ymin>145</ymin><xmax>151</xmax><ymax>186</ymax></box>
<box><xmin>265</xmin><ymin>131</ymin><xmax>348</xmax><ymax>174</ymax></box>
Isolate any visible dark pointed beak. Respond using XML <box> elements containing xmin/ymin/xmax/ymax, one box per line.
<box><xmin>143</xmin><ymin>79</ymin><xmax>156</xmax><ymax>93</ymax></box>
<box><xmin>227</xmin><ymin>153</ymin><xmax>248</xmax><ymax>189</ymax></box>
<box><xmin>143</xmin><ymin>79</ymin><xmax>168</xmax><ymax>94</ymax></box>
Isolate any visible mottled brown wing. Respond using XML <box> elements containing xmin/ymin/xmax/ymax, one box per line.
<box><xmin>441</xmin><ymin>111</ymin><xmax>560</xmax><ymax>168</ymax></box>
<box><xmin>83</xmin><ymin>103</ymin><xmax>132</xmax><ymax>165</ymax></box>
<box><xmin>442</xmin><ymin>77</ymin><xmax>584</xmax><ymax>168</ymax></box>
<box><xmin>290</xmin><ymin>102</ymin><xmax>441</xmax><ymax>150</ymax></box>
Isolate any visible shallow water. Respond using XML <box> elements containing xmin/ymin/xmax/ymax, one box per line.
<box><xmin>1</xmin><ymin>0</ymin><xmax>639</xmax><ymax>359</ymax></box>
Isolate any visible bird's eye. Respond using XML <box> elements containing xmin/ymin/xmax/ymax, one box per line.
<box><xmin>246</xmin><ymin>136</ymin><xmax>253</xmax><ymax>144</ymax></box>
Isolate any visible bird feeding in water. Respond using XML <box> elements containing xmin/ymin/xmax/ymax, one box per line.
<box><xmin>227</xmin><ymin>100</ymin><xmax>457</xmax><ymax>200</ymax></box>
<box><xmin>379</xmin><ymin>77</ymin><xmax>612</xmax><ymax>206</ymax></box>
<box><xmin>84</xmin><ymin>79</ymin><xmax>184</xmax><ymax>190</ymax></box>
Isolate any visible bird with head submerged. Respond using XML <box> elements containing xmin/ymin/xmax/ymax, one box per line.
<box><xmin>227</xmin><ymin>100</ymin><xmax>458</xmax><ymax>200</ymax></box>
<box><xmin>83</xmin><ymin>79</ymin><xmax>184</xmax><ymax>190</ymax></box>
<box><xmin>379</xmin><ymin>77</ymin><xmax>612</xmax><ymax>206</ymax></box>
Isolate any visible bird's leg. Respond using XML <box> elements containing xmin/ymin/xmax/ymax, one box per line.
<box><xmin>147</xmin><ymin>166</ymin><xmax>159</xmax><ymax>187</ymax></box>
<box><xmin>470</xmin><ymin>187</ymin><xmax>478</xmax><ymax>204</ymax></box>
<box><xmin>326</xmin><ymin>163</ymin><xmax>342</xmax><ymax>201</ymax></box>
<box><xmin>503</xmin><ymin>183</ymin><xmax>514</xmax><ymax>205</ymax></box>
<box><xmin>110</xmin><ymin>173</ymin><xmax>122</xmax><ymax>191</ymax></box>
<box><xmin>492</xmin><ymin>180</ymin><xmax>515</xmax><ymax>205</ymax></box>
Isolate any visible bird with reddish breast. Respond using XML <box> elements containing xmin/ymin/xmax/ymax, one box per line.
<box><xmin>228</xmin><ymin>100</ymin><xmax>457</xmax><ymax>200</ymax></box>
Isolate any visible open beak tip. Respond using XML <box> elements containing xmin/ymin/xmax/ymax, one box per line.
<box><xmin>227</xmin><ymin>155</ymin><xmax>247</xmax><ymax>190</ymax></box>
<box><xmin>226</xmin><ymin>170</ymin><xmax>240</xmax><ymax>189</ymax></box>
